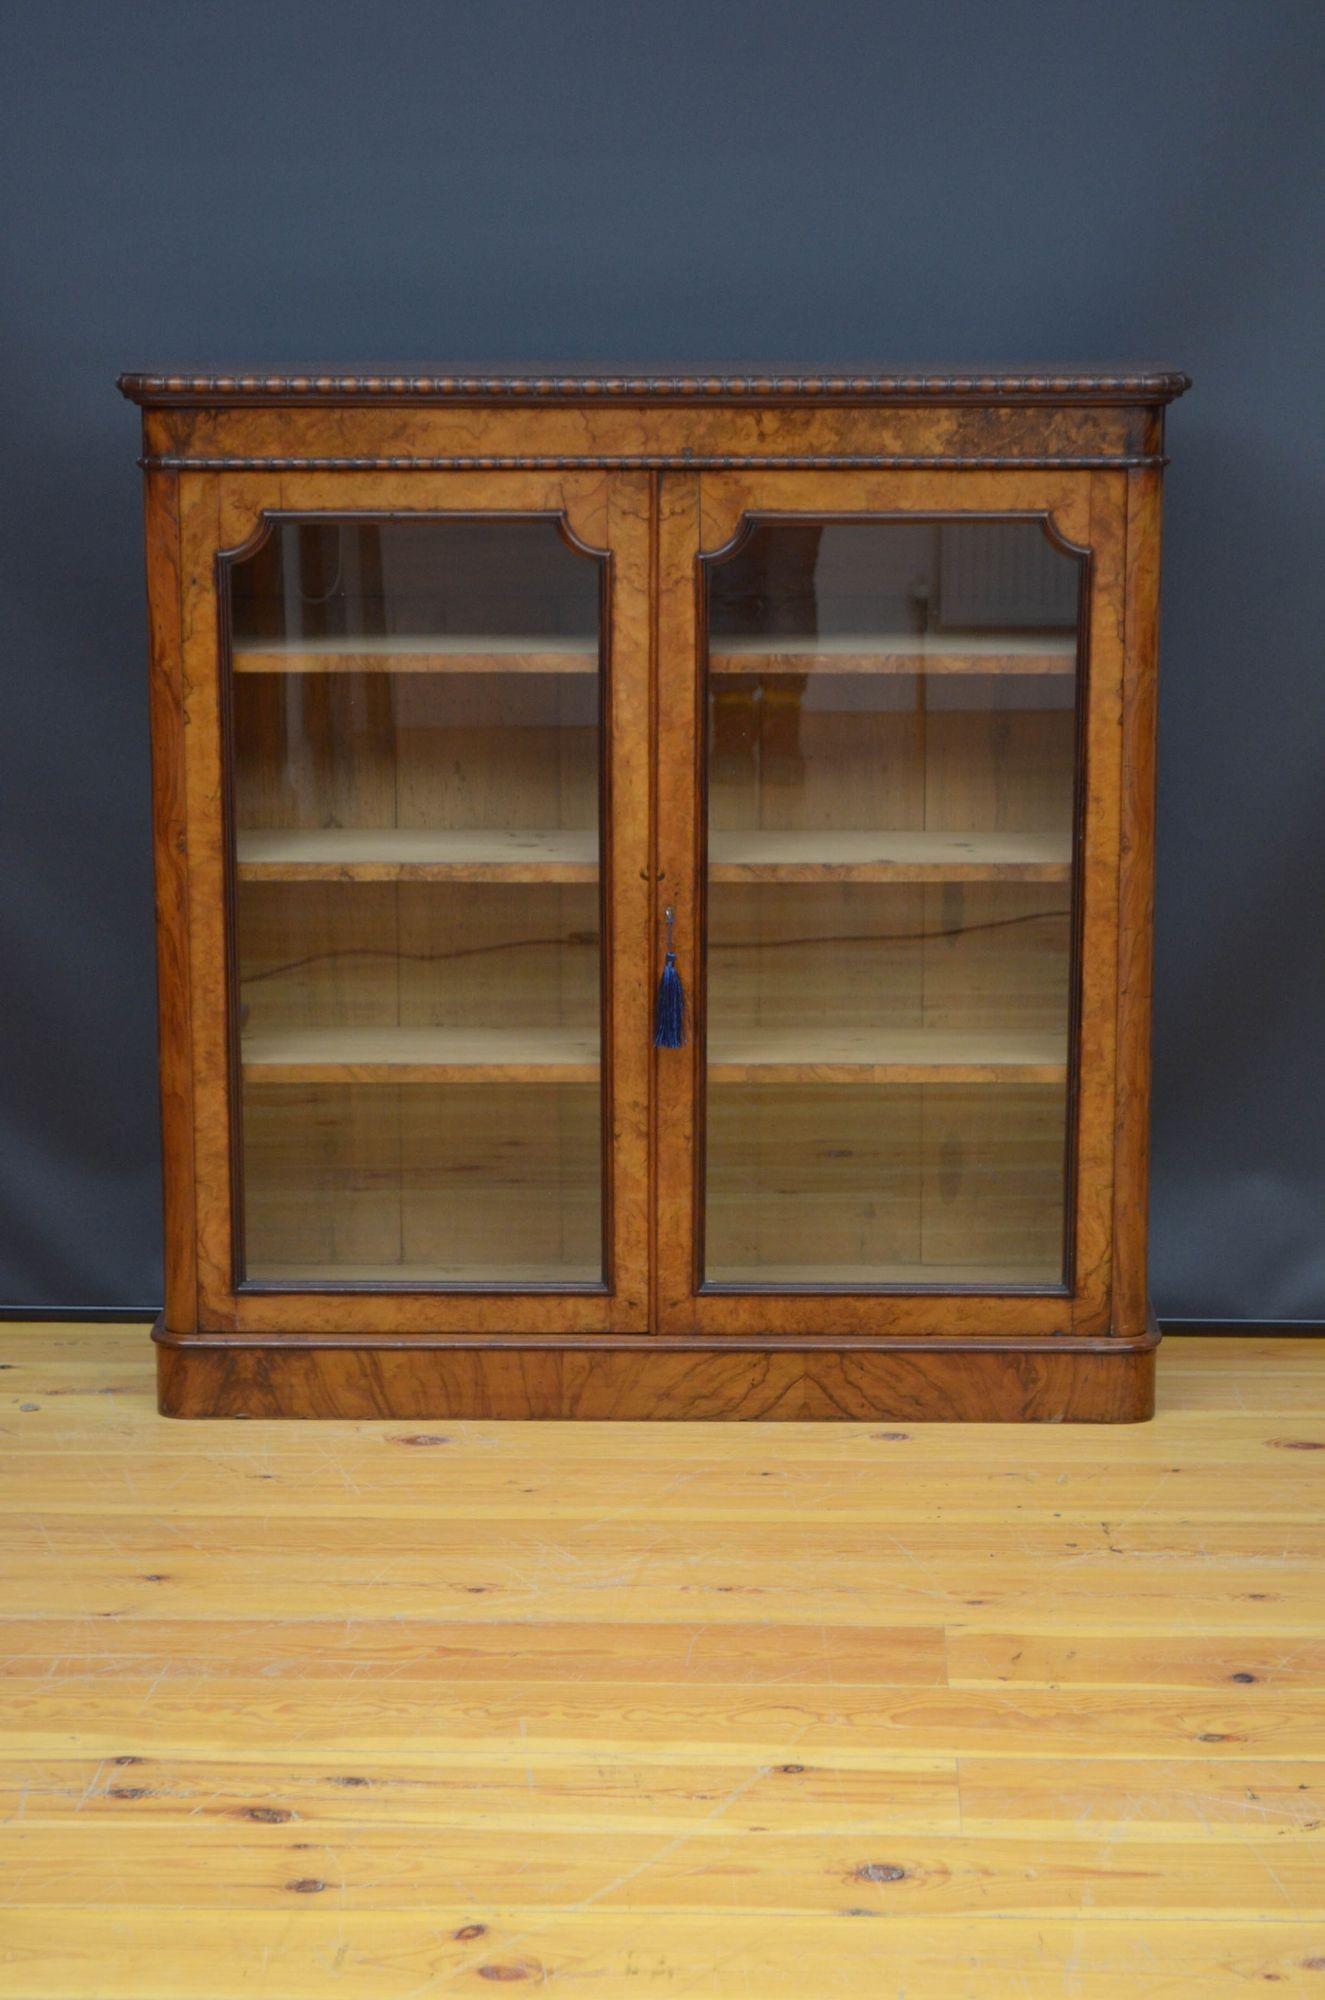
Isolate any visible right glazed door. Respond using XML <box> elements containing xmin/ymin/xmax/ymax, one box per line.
<box><xmin>655</xmin><ymin>469</ymin><xmax>1126</xmax><ymax>1337</ymax></box>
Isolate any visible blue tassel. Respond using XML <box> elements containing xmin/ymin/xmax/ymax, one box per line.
<box><xmin>654</xmin><ymin>907</ymin><xmax>687</xmax><ymax>1048</ymax></box>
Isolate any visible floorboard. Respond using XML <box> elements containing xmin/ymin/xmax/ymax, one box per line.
<box><xmin>1</xmin><ymin>1326</ymin><xmax>1323</xmax><ymax>1995</ymax></box>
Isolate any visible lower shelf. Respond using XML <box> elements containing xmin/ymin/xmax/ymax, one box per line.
<box><xmin>707</xmin><ymin>1028</ymin><xmax>1066</xmax><ymax>1086</ymax></box>
<box><xmin>246</xmin><ymin>1261</ymin><xmax>604</xmax><ymax>1288</ymax></box>
<box><xmin>241</xmin><ymin>1026</ymin><xmax>600</xmax><ymax>1085</ymax></box>
<box><xmin>154</xmin><ymin>1321</ymin><xmax>1159</xmax><ymax>1422</ymax></box>
<box><xmin>705</xmin><ymin>1261</ymin><xmax>1060</xmax><ymax>1290</ymax></box>
<box><xmin>246</xmin><ymin>1259</ymin><xmax>1053</xmax><ymax>1292</ymax></box>
<box><xmin>239</xmin><ymin>1024</ymin><xmax>1066</xmax><ymax>1086</ymax></box>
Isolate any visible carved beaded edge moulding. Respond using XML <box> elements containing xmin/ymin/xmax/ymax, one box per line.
<box><xmin>124</xmin><ymin>365</ymin><xmax>1187</xmax><ymax>1421</ymax></box>
<box><xmin>119</xmin><ymin>368</ymin><xmax>1191</xmax><ymax>404</ymax></box>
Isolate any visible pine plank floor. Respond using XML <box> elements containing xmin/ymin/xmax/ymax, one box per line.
<box><xmin>1</xmin><ymin>1326</ymin><xmax>1323</xmax><ymax>1995</ymax></box>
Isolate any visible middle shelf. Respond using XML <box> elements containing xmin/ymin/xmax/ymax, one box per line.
<box><xmin>241</xmin><ymin>1023</ymin><xmax>1067</xmax><ymax>1087</ymax></box>
<box><xmin>236</xmin><ymin>828</ymin><xmax>601</xmax><ymax>883</ymax></box>
<box><xmin>236</xmin><ymin>826</ymin><xmax>1072</xmax><ymax>885</ymax></box>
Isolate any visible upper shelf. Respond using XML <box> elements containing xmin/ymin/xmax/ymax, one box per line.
<box><xmin>235</xmin><ymin>827</ymin><xmax>1071</xmax><ymax>884</ymax></box>
<box><xmin>709</xmin><ymin>630</ymin><xmax>1077</xmax><ymax>676</ymax></box>
<box><xmin>229</xmin><ymin>628</ymin><xmax>1075</xmax><ymax>678</ymax></box>
<box><xmin>231</xmin><ymin>634</ymin><xmax>598</xmax><ymax>675</ymax></box>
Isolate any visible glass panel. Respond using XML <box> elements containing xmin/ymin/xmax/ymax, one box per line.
<box><xmin>226</xmin><ymin>518</ymin><xmax>605</xmax><ymax>1288</ymax></box>
<box><xmin>702</xmin><ymin>519</ymin><xmax>1082</xmax><ymax>1290</ymax></box>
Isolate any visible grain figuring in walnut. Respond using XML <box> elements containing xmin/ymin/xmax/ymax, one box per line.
<box><xmin>123</xmin><ymin>368</ymin><xmax>1186</xmax><ymax>1419</ymax></box>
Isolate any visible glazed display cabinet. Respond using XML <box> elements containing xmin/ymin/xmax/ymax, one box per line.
<box><xmin>120</xmin><ymin>367</ymin><xmax>1188</xmax><ymax>1420</ymax></box>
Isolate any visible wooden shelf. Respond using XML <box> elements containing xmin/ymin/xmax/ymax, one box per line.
<box><xmin>704</xmin><ymin>1261</ymin><xmax>1060</xmax><ymax>1290</ymax></box>
<box><xmin>234</xmin><ymin>827</ymin><xmax>1066</xmax><ymax>884</ymax></box>
<box><xmin>708</xmin><ymin>830</ymin><xmax>1071</xmax><ymax>883</ymax></box>
<box><xmin>248</xmin><ymin>1257</ymin><xmax>1048</xmax><ymax>1289</ymax></box>
<box><xmin>242</xmin><ymin>1023</ymin><xmax>1064</xmax><ymax>1086</ymax></box>
<box><xmin>232</xmin><ymin>634</ymin><xmax>598</xmax><ymax>674</ymax></box>
<box><xmin>233</xmin><ymin>630</ymin><xmax>1071</xmax><ymax>676</ymax></box>
<box><xmin>246</xmin><ymin>1261</ymin><xmax>603</xmax><ymax>1287</ymax></box>
<box><xmin>236</xmin><ymin>828</ymin><xmax>599</xmax><ymax>883</ymax></box>
<box><xmin>241</xmin><ymin>1025</ymin><xmax>599</xmax><ymax>1085</ymax></box>
<box><xmin>707</xmin><ymin>1026</ymin><xmax>1067</xmax><ymax>1085</ymax></box>
<box><xmin>710</xmin><ymin>629</ymin><xmax>1077</xmax><ymax>676</ymax></box>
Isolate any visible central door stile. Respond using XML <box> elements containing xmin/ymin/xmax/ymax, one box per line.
<box><xmin>654</xmin><ymin>474</ymin><xmax>706</xmax><ymax>1333</ymax></box>
<box><xmin>601</xmin><ymin>471</ymin><xmax>654</xmax><ymax>1331</ymax></box>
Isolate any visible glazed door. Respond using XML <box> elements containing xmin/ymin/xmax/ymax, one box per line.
<box><xmin>180</xmin><ymin>472</ymin><xmax>651</xmax><ymax>1334</ymax></box>
<box><xmin>655</xmin><ymin>469</ymin><xmax>1125</xmax><ymax>1336</ymax></box>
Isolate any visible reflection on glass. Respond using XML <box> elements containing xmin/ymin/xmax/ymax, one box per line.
<box><xmin>227</xmin><ymin>519</ymin><xmax>605</xmax><ymax>1287</ymax></box>
<box><xmin>702</xmin><ymin>519</ymin><xmax>1082</xmax><ymax>1289</ymax></box>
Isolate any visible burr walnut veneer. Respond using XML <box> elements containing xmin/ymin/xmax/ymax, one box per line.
<box><xmin>120</xmin><ymin>369</ymin><xmax>1187</xmax><ymax>1420</ymax></box>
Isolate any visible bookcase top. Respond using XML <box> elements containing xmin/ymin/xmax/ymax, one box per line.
<box><xmin>118</xmin><ymin>368</ymin><xmax>1191</xmax><ymax>409</ymax></box>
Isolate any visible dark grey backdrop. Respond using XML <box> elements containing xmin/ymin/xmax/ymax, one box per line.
<box><xmin>3</xmin><ymin>0</ymin><xmax>1322</xmax><ymax>1320</ymax></box>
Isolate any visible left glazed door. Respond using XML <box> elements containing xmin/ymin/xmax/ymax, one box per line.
<box><xmin>176</xmin><ymin>472</ymin><xmax>651</xmax><ymax>1335</ymax></box>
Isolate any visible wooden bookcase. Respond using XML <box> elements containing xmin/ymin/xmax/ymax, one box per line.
<box><xmin>120</xmin><ymin>368</ymin><xmax>1188</xmax><ymax>1420</ymax></box>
